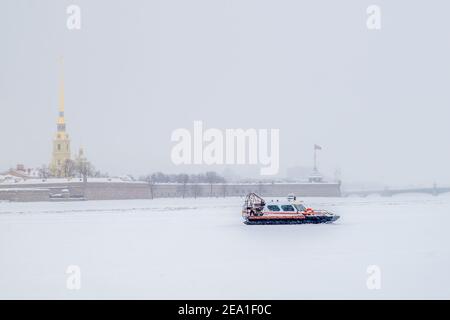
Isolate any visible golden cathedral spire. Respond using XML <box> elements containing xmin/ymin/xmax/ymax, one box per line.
<box><xmin>57</xmin><ymin>57</ymin><xmax>66</xmax><ymax>133</ymax></box>
<box><xmin>50</xmin><ymin>57</ymin><xmax>71</xmax><ymax>177</ymax></box>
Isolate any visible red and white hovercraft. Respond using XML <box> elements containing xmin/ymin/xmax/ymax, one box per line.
<box><xmin>242</xmin><ymin>193</ymin><xmax>340</xmax><ymax>225</ymax></box>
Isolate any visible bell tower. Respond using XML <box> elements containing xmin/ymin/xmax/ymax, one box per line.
<box><xmin>50</xmin><ymin>58</ymin><xmax>71</xmax><ymax>177</ymax></box>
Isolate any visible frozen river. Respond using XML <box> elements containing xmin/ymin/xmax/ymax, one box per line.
<box><xmin>1</xmin><ymin>195</ymin><xmax>449</xmax><ymax>299</ymax></box>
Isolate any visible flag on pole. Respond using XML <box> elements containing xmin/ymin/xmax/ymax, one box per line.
<box><xmin>314</xmin><ymin>144</ymin><xmax>322</xmax><ymax>150</ymax></box>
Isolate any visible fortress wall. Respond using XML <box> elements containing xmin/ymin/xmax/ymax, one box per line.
<box><xmin>0</xmin><ymin>189</ymin><xmax>50</xmax><ymax>202</ymax></box>
<box><xmin>83</xmin><ymin>183</ymin><xmax>151</xmax><ymax>200</ymax></box>
<box><xmin>0</xmin><ymin>181</ymin><xmax>341</xmax><ymax>202</ymax></box>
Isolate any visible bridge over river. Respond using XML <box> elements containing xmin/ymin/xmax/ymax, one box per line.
<box><xmin>343</xmin><ymin>184</ymin><xmax>450</xmax><ymax>197</ymax></box>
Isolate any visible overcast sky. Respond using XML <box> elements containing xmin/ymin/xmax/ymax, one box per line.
<box><xmin>1</xmin><ymin>0</ymin><xmax>449</xmax><ymax>187</ymax></box>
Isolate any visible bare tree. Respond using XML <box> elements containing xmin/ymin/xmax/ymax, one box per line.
<box><xmin>152</xmin><ymin>172</ymin><xmax>169</xmax><ymax>183</ymax></box>
<box><xmin>221</xmin><ymin>183</ymin><xmax>227</xmax><ymax>198</ymax></box>
<box><xmin>76</xmin><ymin>160</ymin><xmax>94</xmax><ymax>181</ymax></box>
<box><xmin>93</xmin><ymin>170</ymin><xmax>108</xmax><ymax>178</ymax></box>
<box><xmin>143</xmin><ymin>174</ymin><xmax>156</xmax><ymax>199</ymax></box>
<box><xmin>178</xmin><ymin>174</ymin><xmax>189</xmax><ymax>198</ymax></box>
<box><xmin>140</xmin><ymin>171</ymin><xmax>227</xmax><ymax>199</ymax></box>
<box><xmin>63</xmin><ymin>159</ymin><xmax>76</xmax><ymax>177</ymax></box>
<box><xmin>38</xmin><ymin>165</ymin><xmax>50</xmax><ymax>179</ymax></box>
<box><xmin>205</xmin><ymin>171</ymin><xmax>225</xmax><ymax>197</ymax></box>
<box><xmin>192</xmin><ymin>183</ymin><xmax>201</xmax><ymax>199</ymax></box>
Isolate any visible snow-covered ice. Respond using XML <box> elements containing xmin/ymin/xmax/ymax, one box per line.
<box><xmin>1</xmin><ymin>194</ymin><xmax>449</xmax><ymax>299</ymax></box>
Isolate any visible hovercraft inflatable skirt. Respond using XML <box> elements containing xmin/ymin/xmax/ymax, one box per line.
<box><xmin>244</xmin><ymin>215</ymin><xmax>339</xmax><ymax>225</ymax></box>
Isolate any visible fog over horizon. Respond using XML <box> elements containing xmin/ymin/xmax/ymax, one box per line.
<box><xmin>1</xmin><ymin>0</ymin><xmax>450</xmax><ymax>188</ymax></box>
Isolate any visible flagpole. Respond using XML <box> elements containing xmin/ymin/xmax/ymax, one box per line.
<box><xmin>314</xmin><ymin>146</ymin><xmax>317</xmax><ymax>172</ymax></box>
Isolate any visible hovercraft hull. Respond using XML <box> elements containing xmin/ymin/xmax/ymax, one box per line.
<box><xmin>242</xmin><ymin>192</ymin><xmax>340</xmax><ymax>225</ymax></box>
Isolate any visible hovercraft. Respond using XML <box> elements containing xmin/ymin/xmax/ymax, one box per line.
<box><xmin>242</xmin><ymin>193</ymin><xmax>340</xmax><ymax>225</ymax></box>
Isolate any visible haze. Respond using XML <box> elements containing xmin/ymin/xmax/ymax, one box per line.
<box><xmin>1</xmin><ymin>0</ymin><xmax>449</xmax><ymax>188</ymax></box>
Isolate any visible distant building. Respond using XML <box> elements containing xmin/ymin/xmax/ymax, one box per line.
<box><xmin>286</xmin><ymin>166</ymin><xmax>313</xmax><ymax>181</ymax></box>
<box><xmin>308</xmin><ymin>169</ymin><xmax>324</xmax><ymax>183</ymax></box>
<box><xmin>74</xmin><ymin>147</ymin><xmax>87</xmax><ymax>168</ymax></box>
<box><xmin>1</xmin><ymin>164</ymin><xmax>39</xmax><ymax>180</ymax></box>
